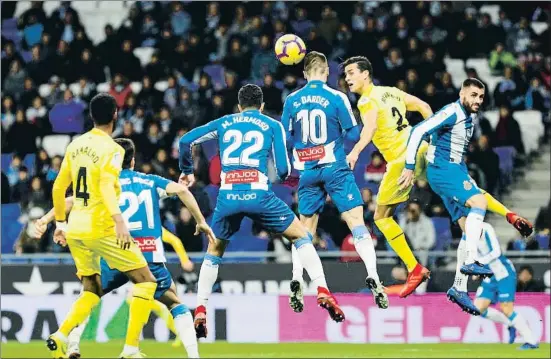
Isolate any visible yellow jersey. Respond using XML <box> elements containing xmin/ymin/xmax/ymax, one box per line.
<box><xmin>52</xmin><ymin>128</ymin><xmax>125</xmax><ymax>240</ymax></box>
<box><xmin>357</xmin><ymin>84</ymin><xmax>412</xmax><ymax>162</ymax></box>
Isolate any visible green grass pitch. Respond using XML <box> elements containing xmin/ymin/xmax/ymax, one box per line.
<box><xmin>1</xmin><ymin>341</ymin><xmax>549</xmax><ymax>358</ymax></box>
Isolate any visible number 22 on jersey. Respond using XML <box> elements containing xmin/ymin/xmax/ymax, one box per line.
<box><xmin>222</xmin><ymin>129</ymin><xmax>264</xmax><ymax>167</ymax></box>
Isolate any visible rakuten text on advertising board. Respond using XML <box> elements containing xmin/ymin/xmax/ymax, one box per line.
<box><xmin>279</xmin><ymin>294</ymin><xmax>550</xmax><ymax>344</ymax></box>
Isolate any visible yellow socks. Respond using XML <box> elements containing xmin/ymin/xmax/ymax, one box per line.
<box><xmin>125</xmin><ymin>282</ymin><xmax>157</xmax><ymax>347</ymax></box>
<box><xmin>375</xmin><ymin>217</ymin><xmax>418</xmax><ymax>272</ymax></box>
<box><xmin>151</xmin><ymin>300</ymin><xmax>178</xmax><ymax>336</ymax></box>
<box><xmin>484</xmin><ymin>192</ymin><xmax>510</xmax><ymax>217</ymax></box>
<box><xmin>58</xmin><ymin>291</ymin><xmax>100</xmax><ymax>337</ymax></box>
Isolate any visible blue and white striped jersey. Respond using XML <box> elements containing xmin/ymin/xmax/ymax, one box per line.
<box><xmin>405</xmin><ymin>100</ymin><xmax>475</xmax><ymax>170</ymax></box>
<box><xmin>281</xmin><ymin>80</ymin><xmax>357</xmax><ymax>170</ymax></box>
<box><xmin>179</xmin><ymin>109</ymin><xmax>290</xmax><ymax>191</ymax></box>
<box><xmin>462</xmin><ymin>222</ymin><xmax>516</xmax><ymax>281</ymax></box>
<box><xmin>119</xmin><ymin>169</ymin><xmax>171</xmax><ymax>263</ymax></box>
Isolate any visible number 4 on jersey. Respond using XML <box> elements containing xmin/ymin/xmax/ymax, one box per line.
<box><xmin>76</xmin><ymin>167</ymin><xmax>90</xmax><ymax>206</ymax></box>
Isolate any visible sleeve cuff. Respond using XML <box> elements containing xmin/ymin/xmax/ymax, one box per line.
<box><xmin>405</xmin><ymin>163</ymin><xmax>415</xmax><ymax>170</ymax></box>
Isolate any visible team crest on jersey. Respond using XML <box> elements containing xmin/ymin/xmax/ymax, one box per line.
<box><xmin>463</xmin><ymin>180</ymin><xmax>472</xmax><ymax>190</ymax></box>
<box><xmin>358</xmin><ymin>97</ymin><xmax>370</xmax><ymax>106</ymax></box>
<box><xmin>111</xmin><ymin>152</ymin><xmax>122</xmax><ymax>169</ymax></box>
<box><xmin>293</xmin><ymin>101</ymin><xmax>301</xmax><ymax>108</ymax></box>
<box><xmin>348</xmin><ymin>194</ymin><xmax>354</xmax><ymax>200</ymax></box>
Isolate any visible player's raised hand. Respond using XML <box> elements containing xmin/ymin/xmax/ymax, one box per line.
<box><xmin>115</xmin><ymin>219</ymin><xmax>133</xmax><ymax>250</ymax></box>
<box><xmin>398</xmin><ymin>168</ymin><xmax>415</xmax><ymax>190</ymax></box>
<box><xmin>195</xmin><ymin>221</ymin><xmax>217</xmax><ymax>245</ymax></box>
<box><xmin>346</xmin><ymin>152</ymin><xmax>359</xmax><ymax>170</ymax></box>
<box><xmin>34</xmin><ymin>217</ymin><xmax>48</xmax><ymax>238</ymax></box>
<box><xmin>179</xmin><ymin>173</ymin><xmax>195</xmax><ymax>188</ymax></box>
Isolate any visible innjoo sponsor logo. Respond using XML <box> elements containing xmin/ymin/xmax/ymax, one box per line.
<box><xmin>225</xmin><ymin>169</ymin><xmax>259</xmax><ymax>184</ymax></box>
<box><xmin>226</xmin><ymin>193</ymin><xmax>258</xmax><ymax>201</ymax></box>
<box><xmin>296</xmin><ymin>145</ymin><xmax>325</xmax><ymax>161</ymax></box>
<box><xmin>134</xmin><ymin>237</ymin><xmax>157</xmax><ymax>252</ymax></box>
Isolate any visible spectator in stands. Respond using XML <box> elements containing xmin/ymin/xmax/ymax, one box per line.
<box><xmin>2</xmin><ymin>172</ymin><xmax>11</xmax><ymax>204</ymax></box>
<box><xmin>26</xmin><ymin>44</ymin><xmax>49</xmax><ymax>85</ymax></box>
<box><xmin>26</xmin><ymin>96</ymin><xmax>47</xmax><ymax>126</ymax></box>
<box><xmin>143</xmin><ymin>121</ymin><xmax>166</xmax><ymax>162</ymax></box>
<box><xmin>507</xmin><ymin>17</ymin><xmax>535</xmax><ymax>54</ymax></box>
<box><xmin>364</xmin><ymin>151</ymin><xmax>386</xmax><ymax>183</ymax></box>
<box><xmin>10</xmin><ymin>165</ymin><xmax>30</xmax><ymax>203</ymax></box>
<box><xmin>35</xmin><ymin>149</ymin><xmax>50</xmax><ymax>176</ymax></box>
<box><xmin>137</xmin><ymin>75</ymin><xmax>162</xmax><ymax>113</ymax></box>
<box><xmin>172</xmin><ymin>88</ymin><xmax>199</xmax><ymax>129</ymax></box>
<box><xmin>471</xmin><ymin>135</ymin><xmax>500</xmax><ymax>195</ymax></box>
<box><xmin>209</xmin><ymin>154</ymin><xmax>221</xmax><ymax>186</ymax></box>
<box><xmin>4</xmin><ymin>60</ymin><xmax>27</xmax><ymax>101</ymax></box>
<box><xmin>1</xmin><ymin>41</ymin><xmax>24</xmax><ymax>80</ymax></box>
<box><xmin>436</xmin><ymin>72</ymin><xmax>458</xmax><ymax>105</ymax></box>
<box><xmin>398</xmin><ymin>201</ymin><xmax>436</xmax><ymax>266</ymax></box>
<box><xmin>361</xmin><ymin>187</ymin><xmax>376</xmax><ymax>227</ymax></box>
<box><xmin>535</xmin><ymin>199</ymin><xmax>550</xmax><ymax>235</ymax></box>
<box><xmin>44</xmin><ymin>76</ymin><xmax>64</xmax><ymax>108</ymax></box>
<box><xmin>74</xmin><ymin>48</ymin><xmax>105</xmax><ymax>84</ymax></box>
<box><xmin>113</xmin><ymin>39</ymin><xmax>142</xmax><ymax>82</ymax></box>
<box><xmin>144</xmin><ymin>52</ymin><xmax>166</xmax><ymax>85</ymax></box>
<box><xmin>251</xmin><ymin>34</ymin><xmax>278</xmax><ymax>81</ymax></box>
<box><xmin>6</xmin><ymin>155</ymin><xmax>22</xmax><ymax>187</ymax></box>
<box><xmin>517</xmin><ymin>265</ymin><xmax>545</xmax><ymax>292</ymax></box>
<box><xmin>448</xmin><ymin>29</ymin><xmax>472</xmax><ymax>62</ymax></box>
<box><xmin>1</xmin><ymin>95</ymin><xmax>17</xmax><ymax>130</ymax></box>
<box><xmin>176</xmin><ymin>207</ymin><xmax>203</xmax><ymax>252</ymax></box>
<box><xmin>25</xmin><ymin>176</ymin><xmax>49</xmax><ymax>211</ymax></box>
<box><xmin>318</xmin><ymin>6</ymin><xmax>339</xmax><ymax>46</ymax></box>
<box><xmin>331</xmin><ymin>24</ymin><xmax>352</xmax><ymax>61</ymax></box>
<box><xmin>384</xmin><ymin>48</ymin><xmax>406</xmax><ymax>85</ymax></box>
<box><xmin>494</xmin><ymin>67</ymin><xmax>524</xmax><ymax>109</ymax></box>
<box><xmin>223</xmin><ymin>38</ymin><xmax>250</xmax><ymax>82</ymax></box>
<box><xmin>494</xmin><ymin>106</ymin><xmax>525</xmax><ymax>155</ymax></box>
<box><xmin>417</xmin><ymin>47</ymin><xmax>445</xmax><ymax>84</ymax></box>
<box><xmin>45</xmin><ymin>155</ymin><xmax>62</xmax><ymax>182</ymax></box>
<box><xmin>20</xmin><ymin>77</ymin><xmax>39</xmax><ymax>110</ymax></box>
<box><xmin>410</xmin><ymin>179</ymin><xmax>434</xmax><ymax>213</ymax></box>
<box><xmin>477</xmin><ymin>13</ymin><xmax>505</xmax><ymax>56</ymax></box>
<box><xmin>489</xmin><ymin>43</ymin><xmax>517</xmax><ymax>76</ymax></box>
<box><xmin>415</xmin><ymin>14</ymin><xmax>447</xmax><ymax>55</ymax></box>
<box><xmin>422</xmin><ymin>82</ymin><xmax>441</xmax><ymax>111</ymax></box>
<box><xmin>151</xmin><ymin>149</ymin><xmax>170</xmax><ymax>178</ymax></box>
<box><xmin>261</xmin><ymin>74</ymin><xmax>283</xmax><ymax>115</ymax></box>
<box><xmin>14</xmin><ymin>206</ymin><xmax>45</xmax><ymax>254</ymax></box>
<box><xmin>292</xmin><ymin>7</ymin><xmax>315</xmax><ymax>39</ymax></box>
<box><xmin>7</xmin><ymin>109</ymin><xmax>36</xmax><ymax>156</ymax></box>
<box><xmin>75</xmin><ymin>77</ymin><xmax>97</xmax><ymax>105</ymax></box>
<box><xmin>525</xmin><ymin>77</ymin><xmax>551</xmax><ymax>112</ymax></box>
<box><xmin>163</xmin><ymin>76</ymin><xmax>179</xmax><ymax>110</ymax></box>
<box><xmin>118</xmin><ymin>95</ymin><xmax>137</xmax><ymax>123</ymax></box>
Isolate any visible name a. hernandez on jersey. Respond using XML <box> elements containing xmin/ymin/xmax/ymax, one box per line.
<box><xmin>222</xmin><ymin>115</ymin><xmax>270</xmax><ymax>131</ymax></box>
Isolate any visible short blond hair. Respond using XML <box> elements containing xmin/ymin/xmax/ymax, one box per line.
<box><xmin>304</xmin><ymin>51</ymin><xmax>328</xmax><ymax>75</ymax></box>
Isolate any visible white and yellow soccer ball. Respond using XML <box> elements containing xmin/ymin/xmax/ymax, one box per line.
<box><xmin>274</xmin><ymin>34</ymin><xmax>307</xmax><ymax>65</ymax></box>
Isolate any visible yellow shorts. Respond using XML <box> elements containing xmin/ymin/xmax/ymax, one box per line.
<box><xmin>68</xmin><ymin>235</ymin><xmax>147</xmax><ymax>278</ymax></box>
<box><xmin>377</xmin><ymin>141</ymin><xmax>429</xmax><ymax>206</ymax></box>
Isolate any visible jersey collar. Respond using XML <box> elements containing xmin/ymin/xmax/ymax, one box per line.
<box><xmin>456</xmin><ymin>100</ymin><xmax>469</xmax><ymax>117</ymax></box>
<box><xmin>308</xmin><ymin>80</ymin><xmax>325</xmax><ymax>86</ymax></box>
<box><xmin>363</xmin><ymin>83</ymin><xmax>374</xmax><ymax>96</ymax></box>
<box><xmin>242</xmin><ymin>109</ymin><xmax>260</xmax><ymax>114</ymax></box>
<box><xmin>90</xmin><ymin>127</ymin><xmax>111</xmax><ymax>137</ymax></box>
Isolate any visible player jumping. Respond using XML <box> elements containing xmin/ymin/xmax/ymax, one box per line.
<box><xmin>342</xmin><ymin>56</ymin><xmax>434</xmax><ymax>297</ymax></box>
<box><xmin>38</xmin><ymin>138</ymin><xmax>213</xmax><ymax>358</ymax></box>
<box><xmin>48</xmin><ymin>94</ymin><xmax>157</xmax><ymax>358</ymax></box>
<box><xmin>281</xmin><ymin>51</ymin><xmax>387</xmax><ymax>311</ymax></box>
<box><xmin>400</xmin><ymin>78</ymin><xmax>533</xmax><ymax>312</ymax></box>
<box><xmin>179</xmin><ymin>84</ymin><xmax>345</xmax><ymax>338</ymax></box>
<box><xmin>468</xmin><ymin>223</ymin><xmax>538</xmax><ymax>350</ymax></box>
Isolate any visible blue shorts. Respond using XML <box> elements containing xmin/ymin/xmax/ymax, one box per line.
<box><xmin>100</xmin><ymin>259</ymin><xmax>172</xmax><ymax>300</ymax></box>
<box><xmin>211</xmin><ymin>189</ymin><xmax>296</xmax><ymax>240</ymax></box>
<box><xmin>298</xmin><ymin>163</ymin><xmax>363</xmax><ymax>216</ymax></box>
<box><xmin>476</xmin><ymin>274</ymin><xmax>517</xmax><ymax>304</ymax></box>
<box><xmin>427</xmin><ymin>164</ymin><xmax>482</xmax><ymax>222</ymax></box>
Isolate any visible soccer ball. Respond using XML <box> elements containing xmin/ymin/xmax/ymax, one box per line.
<box><xmin>274</xmin><ymin>34</ymin><xmax>307</xmax><ymax>65</ymax></box>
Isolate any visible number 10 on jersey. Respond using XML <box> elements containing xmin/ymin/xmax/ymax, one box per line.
<box><xmin>297</xmin><ymin>109</ymin><xmax>327</xmax><ymax>145</ymax></box>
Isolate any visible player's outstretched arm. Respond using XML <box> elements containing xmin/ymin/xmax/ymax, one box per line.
<box><xmin>272</xmin><ymin>121</ymin><xmax>291</xmax><ymax>181</ymax></box>
<box><xmin>165</xmin><ymin>182</ymin><xmax>216</xmax><ymax>244</ymax></box>
<box><xmin>348</xmin><ymin>104</ymin><xmax>378</xmax><ymax>170</ymax></box>
<box><xmin>404</xmin><ymin>93</ymin><xmax>433</xmax><ymax>120</ymax></box>
<box><xmin>178</xmin><ymin>121</ymin><xmax>219</xmax><ymax>186</ymax></box>
<box><xmin>161</xmin><ymin>227</ymin><xmax>193</xmax><ymax>271</ymax></box>
<box><xmin>35</xmin><ymin>197</ymin><xmax>74</xmax><ymax>238</ymax></box>
<box><xmin>52</xmin><ymin>157</ymin><xmax>72</xmax><ymax>224</ymax></box>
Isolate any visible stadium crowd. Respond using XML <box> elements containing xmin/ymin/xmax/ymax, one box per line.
<box><xmin>1</xmin><ymin>1</ymin><xmax>550</xmax><ymax>259</ymax></box>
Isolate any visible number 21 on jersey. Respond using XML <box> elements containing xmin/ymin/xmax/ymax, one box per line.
<box><xmin>119</xmin><ymin>189</ymin><xmax>154</xmax><ymax>231</ymax></box>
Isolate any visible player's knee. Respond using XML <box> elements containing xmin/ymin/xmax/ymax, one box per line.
<box><xmin>467</xmin><ymin>194</ymin><xmax>488</xmax><ymax>210</ymax></box>
<box><xmin>284</xmin><ymin>218</ymin><xmax>310</xmax><ymax>241</ymax></box>
<box><xmin>127</xmin><ymin>266</ymin><xmax>156</xmax><ymax>284</ymax></box>
<box><xmin>342</xmin><ymin>206</ymin><xmax>364</xmax><ymax>227</ymax></box>
<box><xmin>474</xmin><ymin>299</ymin><xmax>489</xmax><ymax>313</ymax></box>
<box><xmin>373</xmin><ymin>206</ymin><xmax>392</xmax><ymax>221</ymax></box>
<box><xmin>81</xmin><ymin>275</ymin><xmax>103</xmax><ymax>296</ymax></box>
<box><xmin>206</xmin><ymin>239</ymin><xmax>227</xmax><ymax>257</ymax></box>
<box><xmin>500</xmin><ymin>302</ymin><xmax>514</xmax><ymax>317</ymax></box>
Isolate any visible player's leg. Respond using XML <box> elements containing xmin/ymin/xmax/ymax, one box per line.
<box><xmin>291</xmin><ymin>173</ymin><xmax>325</xmax><ymax>313</ymax></box>
<box><xmin>255</xmin><ymin>191</ymin><xmax>344</xmax><ymax>322</ymax></box>
<box><xmin>152</xmin><ymin>264</ymin><xmax>199</xmax><ymax>358</ymax></box>
<box><xmin>47</xmin><ymin>238</ymin><xmax>103</xmax><ymax>358</ymax></box>
<box><xmin>374</xmin><ymin>158</ymin><xmax>429</xmax><ymax>298</ymax></box>
<box><xmin>498</xmin><ymin>302</ymin><xmax>538</xmax><ymax>349</ymax></box>
<box><xmin>481</xmin><ymin>190</ymin><xmax>533</xmax><ymax>237</ymax></box>
<box><xmin>67</xmin><ymin>258</ymin><xmax>129</xmax><ymax>359</ymax></box>
<box><xmin>446</xmin><ymin>232</ymin><xmax>481</xmax><ymax>315</ymax></box>
<box><xmin>324</xmin><ymin>166</ymin><xmax>386</xmax><ymax>308</ymax></box>
<box><xmin>96</xmin><ymin>237</ymin><xmax>157</xmax><ymax>358</ymax></box>
<box><xmin>463</xmin><ymin>191</ymin><xmax>488</xmax><ymax>263</ymax></box>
